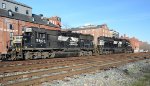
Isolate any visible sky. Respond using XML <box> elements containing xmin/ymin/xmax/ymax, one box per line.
<box><xmin>16</xmin><ymin>0</ymin><xmax>150</xmax><ymax>43</ymax></box>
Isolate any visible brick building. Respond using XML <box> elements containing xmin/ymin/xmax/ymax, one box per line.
<box><xmin>69</xmin><ymin>24</ymin><xmax>112</xmax><ymax>45</ymax></box>
<box><xmin>48</xmin><ymin>16</ymin><xmax>61</xmax><ymax>27</ymax></box>
<box><xmin>129</xmin><ymin>37</ymin><xmax>140</xmax><ymax>53</ymax></box>
<box><xmin>0</xmin><ymin>0</ymin><xmax>61</xmax><ymax>54</ymax></box>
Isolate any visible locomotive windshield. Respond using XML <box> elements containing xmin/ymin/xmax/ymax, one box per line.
<box><xmin>23</xmin><ymin>36</ymin><xmax>31</xmax><ymax>43</ymax></box>
<box><xmin>23</xmin><ymin>32</ymin><xmax>32</xmax><ymax>44</ymax></box>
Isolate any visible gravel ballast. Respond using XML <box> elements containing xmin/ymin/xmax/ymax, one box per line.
<box><xmin>42</xmin><ymin>59</ymin><xmax>150</xmax><ymax>86</ymax></box>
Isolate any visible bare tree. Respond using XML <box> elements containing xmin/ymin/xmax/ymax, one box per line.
<box><xmin>62</xmin><ymin>22</ymin><xmax>72</xmax><ymax>30</ymax></box>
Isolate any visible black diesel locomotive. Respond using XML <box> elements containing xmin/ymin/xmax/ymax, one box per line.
<box><xmin>97</xmin><ymin>36</ymin><xmax>133</xmax><ymax>55</ymax></box>
<box><xmin>3</xmin><ymin>27</ymin><xmax>94</xmax><ymax>60</ymax></box>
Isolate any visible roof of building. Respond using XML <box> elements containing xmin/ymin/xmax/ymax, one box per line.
<box><xmin>0</xmin><ymin>9</ymin><xmax>58</xmax><ymax>28</ymax></box>
<box><xmin>68</xmin><ymin>25</ymin><xmax>105</xmax><ymax>31</ymax></box>
<box><xmin>4</xmin><ymin>0</ymin><xmax>32</xmax><ymax>8</ymax></box>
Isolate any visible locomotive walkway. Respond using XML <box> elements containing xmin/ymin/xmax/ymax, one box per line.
<box><xmin>0</xmin><ymin>53</ymin><xmax>150</xmax><ymax>86</ymax></box>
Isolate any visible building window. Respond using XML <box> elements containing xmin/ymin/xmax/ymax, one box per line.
<box><xmin>10</xmin><ymin>32</ymin><xmax>13</xmax><ymax>38</ymax></box>
<box><xmin>36</xmin><ymin>32</ymin><xmax>39</xmax><ymax>38</ymax></box>
<box><xmin>26</xmin><ymin>10</ymin><xmax>29</xmax><ymax>15</ymax></box>
<box><xmin>9</xmin><ymin>32</ymin><xmax>13</xmax><ymax>46</ymax></box>
<box><xmin>22</xmin><ymin>27</ymin><xmax>25</xmax><ymax>32</ymax></box>
<box><xmin>32</xmin><ymin>17</ymin><xmax>35</xmax><ymax>21</ymax></box>
<box><xmin>43</xmin><ymin>34</ymin><xmax>45</xmax><ymax>38</ymax></box>
<box><xmin>9</xmin><ymin>24</ymin><xmax>13</xmax><ymax>30</ymax></box>
<box><xmin>10</xmin><ymin>40</ymin><xmax>13</xmax><ymax>46</ymax></box>
<box><xmin>103</xmin><ymin>29</ymin><xmax>104</xmax><ymax>33</ymax></box>
<box><xmin>2</xmin><ymin>3</ymin><xmax>6</xmax><ymax>9</ymax></box>
<box><xmin>8</xmin><ymin>10</ymin><xmax>13</xmax><ymax>16</ymax></box>
<box><xmin>57</xmin><ymin>17</ymin><xmax>61</xmax><ymax>22</ymax></box>
<box><xmin>47</xmin><ymin>21</ymin><xmax>50</xmax><ymax>24</ymax></box>
<box><xmin>15</xmin><ymin>6</ymin><xmax>19</xmax><ymax>12</ymax></box>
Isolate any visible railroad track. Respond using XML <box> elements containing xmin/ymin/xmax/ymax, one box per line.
<box><xmin>0</xmin><ymin>52</ymin><xmax>148</xmax><ymax>68</ymax></box>
<box><xmin>0</xmin><ymin>54</ymin><xmax>124</xmax><ymax>73</ymax></box>
<box><xmin>0</xmin><ymin>57</ymin><xmax>129</xmax><ymax>85</ymax></box>
<box><xmin>0</xmin><ymin>53</ymin><xmax>150</xmax><ymax>86</ymax></box>
<box><xmin>0</xmin><ymin>57</ymin><xmax>112</xmax><ymax>74</ymax></box>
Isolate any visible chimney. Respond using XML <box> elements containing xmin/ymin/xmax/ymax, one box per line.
<box><xmin>124</xmin><ymin>34</ymin><xmax>126</xmax><ymax>37</ymax></box>
<box><xmin>48</xmin><ymin>16</ymin><xmax>61</xmax><ymax>27</ymax></box>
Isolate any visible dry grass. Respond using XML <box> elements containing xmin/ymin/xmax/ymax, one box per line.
<box><xmin>132</xmin><ymin>73</ymin><xmax>150</xmax><ymax>86</ymax></box>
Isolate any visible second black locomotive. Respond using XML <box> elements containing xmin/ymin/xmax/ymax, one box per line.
<box><xmin>97</xmin><ymin>36</ymin><xmax>133</xmax><ymax>55</ymax></box>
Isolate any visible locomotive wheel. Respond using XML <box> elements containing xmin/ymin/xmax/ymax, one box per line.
<box><xmin>41</xmin><ymin>55</ymin><xmax>44</xmax><ymax>59</ymax></box>
<box><xmin>108</xmin><ymin>51</ymin><xmax>111</xmax><ymax>55</ymax></box>
<box><xmin>123</xmin><ymin>50</ymin><xmax>127</xmax><ymax>53</ymax></box>
<box><xmin>32</xmin><ymin>55</ymin><xmax>38</xmax><ymax>59</ymax></box>
<box><xmin>105</xmin><ymin>51</ymin><xmax>108</xmax><ymax>55</ymax></box>
<box><xmin>88</xmin><ymin>51</ymin><xmax>93</xmax><ymax>56</ymax></box>
<box><xmin>9</xmin><ymin>51</ymin><xmax>17</xmax><ymax>60</ymax></box>
<box><xmin>10</xmin><ymin>53</ymin><xmax>17</xmax><ymax>60</ymax></box>
<box><xmin>110</xmin><ymin>51</ymin><xmax>113</xmax><ymax>54</ymax></box>
<box><xmin>1</xmin><ymin>55</ymin><xmax>6</xmax><ymax>61</ymax></box>
<box><xmin>50</xmin><ymin>52</ymin><xmax>55</xmax><ymax>58</ymax></box>
<box><xmin>42</xmin><ymin>52</ymin><xmax>49</xmax><ymax>59</ymax></box>
<box><xmin>83</xmin><ymin>51</ymin><xmax>88</xmax><ymax>56</ymax></box>
<box><xmin>79</xmin><ymin>51</ymin><xmax>84</xmax><ymax>57</ymax></box>
<box><xmin>24</xmin><ymin>52</ymin><xmax>32</xmax><ymax>60</ymax></box>
<box><xmin>99</xmin><ymin>50</ymin><xmax>103</xmax><ymax>55</ymax></box>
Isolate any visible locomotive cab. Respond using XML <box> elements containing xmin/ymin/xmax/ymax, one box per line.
<box><xmin>23</xmin><ymin>27</ymin><xmax>47</xmax><ymax>48</ymax></box>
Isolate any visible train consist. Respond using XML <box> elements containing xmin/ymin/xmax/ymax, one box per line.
<box><xmin>0</xmin><ymin>27</ymin><xmax>133</xmax><ymax>60</ymax></box>
<box><xmin>97</xmin><ymin>36</ymin><xmax>133</xmax><ymax>55</ymax></box>
<box><xmin>0</xmin><ymin>27</ymin><xmax>94</xmax><ymax>60</ymax></box>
